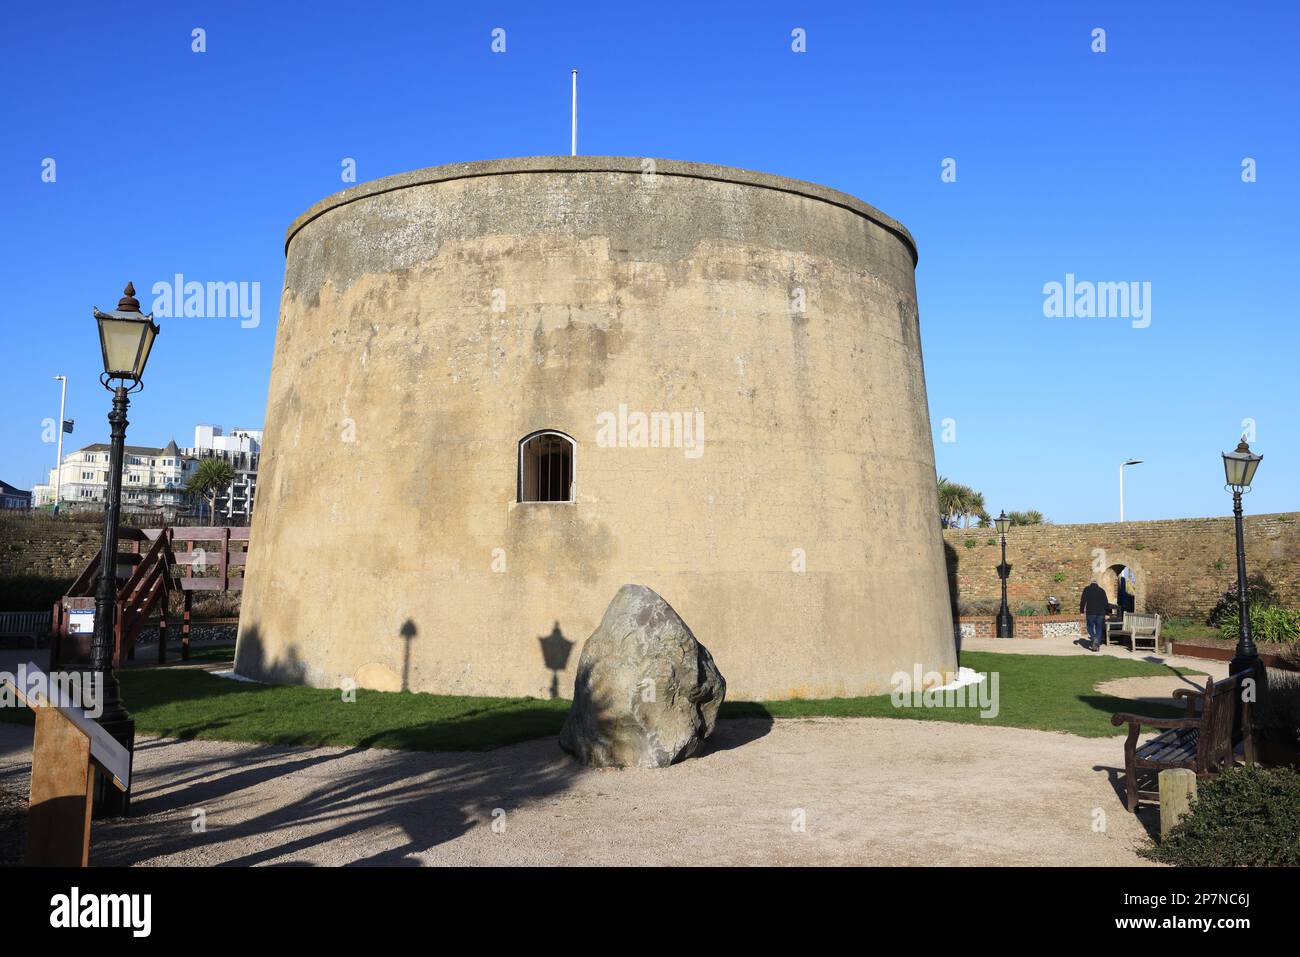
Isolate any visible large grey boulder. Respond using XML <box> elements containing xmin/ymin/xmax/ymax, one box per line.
<box><xmin>560</xmin><ymin>585</ymin><xmax>726</xmax><ymax>768</ymax></box>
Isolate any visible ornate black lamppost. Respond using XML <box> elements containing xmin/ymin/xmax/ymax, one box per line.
<box><xmin>1222</xmin><ymin>438</ymin><xmax>1263</xmax><ymax>679</ymax></box>
<box><xmin>994</xmin><ymin>510</ymin><xmax>1013</xmax><ymax>638</ymax></box>
<box><xmin>90</xmin><ymin>282</ymin><xmax>159</xmax><ymax>817</ymax></box>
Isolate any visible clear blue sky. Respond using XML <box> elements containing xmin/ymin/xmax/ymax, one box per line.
<box><xmin>2</xmin><ymin>1</ymin><xmax>1296</xmax><ymax>523</ymax></box>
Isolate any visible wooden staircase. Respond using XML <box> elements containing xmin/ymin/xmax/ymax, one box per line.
<box><xmin>51</xmin><ymin>526</ymin><xmax>249</xmax><ymax>669</ymax></box>
<box><xmin>51</xmin><ymin>528</ymin><xmax>177</xmax><ymax>668</ymax></box>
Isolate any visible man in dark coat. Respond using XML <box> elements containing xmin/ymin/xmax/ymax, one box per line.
<box><xmin>1080</xmin><ymin>579</ymin><xmax>1111</xmax><ymax>651</ymax></box>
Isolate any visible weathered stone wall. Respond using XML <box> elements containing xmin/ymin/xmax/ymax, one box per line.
<box><xmin>238</xmin><ymin>156</ymin><xmax>957</xmax><ymax>701</ymax></box>
<box><xmin>0</xmin><ymin>516</ymin><xmax>102</xmax><ymax>578</ymax></box>
<box><xmin>0</xmin><ymin>515</ymin><xmax>104</xmax><ymax>610</ymax></box>
<box><xmin>943</xmin><ymin>513</ymin><xmax>1300</xmax><ymax>620</ymax></box>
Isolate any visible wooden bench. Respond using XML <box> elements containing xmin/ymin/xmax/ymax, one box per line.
<box><xmin>1107</xmin><ymin>611</ymin><xmax>1161</xmax><ymax>652</ymax></box>
<box><xmin>0</xmin><ymin>610</ymin><xmax>52</xmax><ymax>649</ymax></box>
<box><xmin>1110</xmin><ymin>669</ymin><xmax>1255</xmax><ymax>812</ymax></box>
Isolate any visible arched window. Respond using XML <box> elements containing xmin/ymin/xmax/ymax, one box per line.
<box><xmin>518</xmin><ymin>431</ymin><xmax>575</xmax><ymax>503</ymax></box>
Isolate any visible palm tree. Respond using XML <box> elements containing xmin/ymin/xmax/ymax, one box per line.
<box><xmin>939</xmin><ymin>478</ymin><xmax>1048</xmax><ymax>528</ymax></box>
<box><xmin>937</xmin><ymin>477</ymin><xmax>988</xmax><ymax>528</ymax></box>
<box><xmin>937</xmin><ymin>476</ymin><xmax>963</xmax><ymax>528</ymax></box>
<box><xmin>1007</xmin><ymin>509</ymin><xmax>1047</xmax><ymax>526</ymax></box>
<box><xmin>186</xmin><ymin>457</ymin><xmax>236</xmax><ymax>524</ymax></box>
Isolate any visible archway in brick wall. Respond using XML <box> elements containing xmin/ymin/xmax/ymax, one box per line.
<box><xmin>1100</xmin><ymin>555</ymin><xmax>1147</xmax><ymax>613</ymax></box>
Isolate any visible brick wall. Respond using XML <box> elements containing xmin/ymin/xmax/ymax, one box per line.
<box><xmin>957</xmin><ymin>614</ymin><xmax>1085</xmax><ymax>641</ymax></box>
<box><xmin>944</xmin><ymin>512</ymin><xmax>1300</xmax><ymax>620</ymax></box>
<box><xmin>0</xmin><ymin>515</ymin><xmax>115</xmax><ymax>610</ymax></box>
<box><xmin>958</xmin><ymin>616</ymin><xmax>995</xmax><ymax>639</ymax></box>
<box><xmin>0</xmin><ymin>516</ymin><xmax>104</xmax><ymax>580</ymax></box>
<box><xmin>3</xmin><ymin>511</ymin><xmax>1296</xmax><ymax>622</ymax></box>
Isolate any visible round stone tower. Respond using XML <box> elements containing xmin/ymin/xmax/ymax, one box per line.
<box><xmin>235</xmin><ymin>156</ymin><xmax>956</xmax><ymax>700</ymax></box>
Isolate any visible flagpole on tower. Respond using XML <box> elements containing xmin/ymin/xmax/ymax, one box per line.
<box><xmin>53</xmin><ymin>374</ymin><xmax>67</xmax><ymax>514</ymax></box>
<box><xmin>571</xmin><ymin>69</ymin><xmax>578</xmax><ymax>156</ymax></box>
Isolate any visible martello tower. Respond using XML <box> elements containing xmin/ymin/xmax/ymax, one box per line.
<box><xmin>236</xmin><ymin>157</ymin><xmax>956</xmax><ymax>699</ymax></box>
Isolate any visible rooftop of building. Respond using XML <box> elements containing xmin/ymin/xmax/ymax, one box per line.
<box><xmin>75</xmin><ymin>440</ymin><xmax>185</xmax><ymax>457</ymax></box>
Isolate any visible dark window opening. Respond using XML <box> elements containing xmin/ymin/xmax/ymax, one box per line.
<box><xmin>519</xmin><ymin>432</ymin><xmax>574</xmax><ymax>502</ymax></box>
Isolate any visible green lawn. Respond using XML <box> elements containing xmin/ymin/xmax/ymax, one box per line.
<box><xmin>157</xmin><ymin>642</ymin><xmax>240</xmax><ymax>663</ymax></box>
<box><xmin>1</xmin><ymin>650</ymin><xmax>1199</xmax><ymax>751</ymax></box>
<box><xmin>1160</xmin><ymin>618</ymin><xmax>1221</xmax><ymax>643</ymax></box>
<box><xmin>726</xmin><ymin>651</ymin><xmax>1199</xmax><ymax>737</ymax></box>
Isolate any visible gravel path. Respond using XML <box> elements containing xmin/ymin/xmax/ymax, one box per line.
<box><xmin>1095</xmin><ymin>674</ymin><xmax>1214</xmax><ymax>706</ymax></box>
<box><xmin>962</xmin><ymin>634</ymin><xmax>1230</xmax><ymax>677</ymax></box>
<box><xmin>0</xmin><ymin>716</ymin><xmax>1160</xmax><ymax>867</ymax></box>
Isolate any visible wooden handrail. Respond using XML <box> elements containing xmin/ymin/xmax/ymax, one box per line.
<box><xmin>117</xmin><ymin>531</ymin><xmax>172</xmax><ymax>605</ymax></box>
<box><xmin>116</xmin><ymin>530</ymin><xmax>180</xmax><ymax>662</ymax></box>
<box><xmin>65</xmin><ymin>552</ymin><xmax>101</xmax><ymax>598</ymax></box>
<box><xmin>141</xmin><ymin>526</ymin><xmax>251</xmax><ymax>542</ymax></box>
<box><xmin>55</xmin><ymin>525</ymin><xmax>249</xmax><ymax>667</ymax></box>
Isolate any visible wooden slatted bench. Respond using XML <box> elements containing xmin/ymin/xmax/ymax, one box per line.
<box><xmin>0</xmin><ymin>610</ymin><xmax>52</xmax><ymax>649</ymax></box>
<box><xmin>1110</xmin><ymin>668</ymin><xmax>1255</xmax><ymax>812</ymax></box>
<box><xmin>1107</xmin><ymin>611</ymin><xmax>1162</xmax><ymax>652</ymax></box>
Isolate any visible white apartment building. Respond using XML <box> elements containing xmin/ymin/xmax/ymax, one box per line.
<box><xmin>183</xmin><ymin>425</ymin><xmax>262</xmax><ymax>522</ymax></box>
<box><xmin>32</xmin><ymin>424</ymin><xmax>263</xmax><ymax>522</ymax></box>
<box><xmin>32</xmin><ymin>439</ymin><xmax>194</xmax><ymax>511</ymax></box>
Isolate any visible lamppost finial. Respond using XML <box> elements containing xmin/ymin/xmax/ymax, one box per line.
<box><xmin>117</xmin><ymin>282</ymin><xmax>140</xmax><ymax>312</ymax></box>
<box><xmin>1236</xmin><ymin>436</ymin><xmax>1252</xmax><ymax>453</ymax></box>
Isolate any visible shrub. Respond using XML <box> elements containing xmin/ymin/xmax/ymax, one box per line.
<box><xmin>1052</xmin><ymin>572</ymin><xmax>1066</xmax><ymax>583</ymax></box>
<box><xmin>964</xmin><ymin>538</ymin><xmax>977</xmax><ymax>549</ymax></box>
<box><xmin>1140</xmin><ymin>764</ymin><xmax>1300</xmax><ymax>866</ymax></box>
<box><xmin>1015</xmin><ymin>603</ymin><xmax>1042</xmax><ymax>617</ymax></box>
<box><xmin>190</xmin><ymin>592</ymin><xmax>242</xmax><ymax>619</ymax></box>
<box><xmin>1143</xmin><ymin>580</ymin><xmax>1183</xmax><ymax>620</ymax></box>
<box><xmin>1207</xmin><ymin>574</ymin><xmax>1280</xmax><ymax>627</ymax></box>
<box><xmin>1217</xmin><ymin>606</ymin><xmax>1300</xmax><ymax>646</ymax></box>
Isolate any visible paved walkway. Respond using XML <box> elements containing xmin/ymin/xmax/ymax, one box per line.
<box><xmin>0</xmin><ymin>714</ymin><xmax>1160</xmax><ymax>867</ymax></box>
<box><xmin>1</xmin><ymin>633</ymin><xmax>1197</xmax><ymax>866</ymax></box>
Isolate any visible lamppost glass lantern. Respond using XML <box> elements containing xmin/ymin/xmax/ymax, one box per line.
<box><xmin>994</xmin><ymin>510</ymin><xmax>1010</xmax><ymax>536</ymax></box>
<box><xmin>94</xmin><ymin>283</ymin><xmax>159</xmax><ymax>383</ymax></box>
<box><xmin>1222</xmin><ymin>438</ymin><xmax>1262</xmax><ymax>490</ymax></box>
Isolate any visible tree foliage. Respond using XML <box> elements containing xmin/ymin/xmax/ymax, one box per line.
<box><xmin>185</xmin><ymin>457</ymin><xmax>236</xmax><ymax>523</ymax></box>
<box><xmin>937</xmin><ymin>479</ymin><xmax>1047</xmax><ymax>528</ymax></box>
<box><xmin>937</xmin><ymin>477</ymin><xmax>988</xmax><ymax>528</ymax></box>
<box><xmin>1006</xmin><ymin>509</ymin><xmax>1046</xmax><ymax>526</ymax></box>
